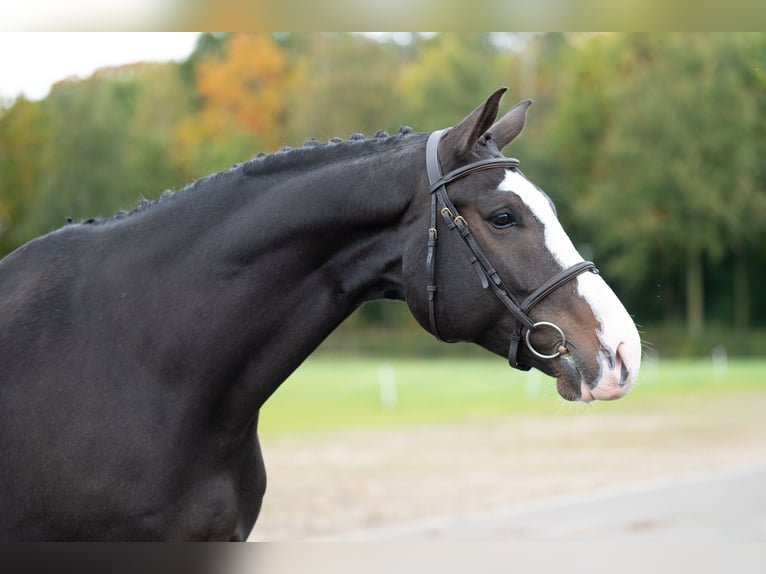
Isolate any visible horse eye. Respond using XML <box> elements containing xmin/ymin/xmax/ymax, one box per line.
<box><xmin>489</xmin><ymin>212</ymin><xmax>516</xmax><ymax>229</ymax></box>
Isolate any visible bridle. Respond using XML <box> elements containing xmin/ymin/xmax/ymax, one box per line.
<box><xmin>425</xmin><ymin>129</ymin><xmax>599</xmax><ymax>371</ymax></box>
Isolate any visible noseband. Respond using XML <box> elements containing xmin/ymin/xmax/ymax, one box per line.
<box><xmin>425</xmin><ymin>129</ymin><xmax>599</xmax><ymax>370</ymax></box>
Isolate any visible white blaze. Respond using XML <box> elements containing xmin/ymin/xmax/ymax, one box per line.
<box><xmin>499</xmin><ymin>171</ymin><xmax>581</xmax><ymax>268</ymax></box>
<box><xmin>498</xmin><ymin>171</ymin><xmax>641</xmax><ymax>400</ymax></box>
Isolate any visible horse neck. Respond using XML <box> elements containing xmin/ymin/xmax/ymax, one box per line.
<box><xmin>243</xmin><ymin>138</ymin><xmax>425</xmax><ymax>300</ymax></box>
<box><xmin>122</xmin><ymin>136</ymin><xmax>426</xmax><ymax>421</ymax></box>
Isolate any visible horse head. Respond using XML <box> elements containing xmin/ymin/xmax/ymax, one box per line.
<box><xmin>404</xmin><ymin>88</ymin><xmax>641</xmax><ymax>402</ymax></box>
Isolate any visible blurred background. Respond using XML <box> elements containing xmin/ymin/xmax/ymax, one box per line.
<box><xmin>1</xmin><ymin>33</ymin><xmax>765</xmax><ymax>542</ymax></box>
<box><xmin>2</xmin><ymin>32</ymin><xmax>765</xmax><ymax>353</ymax></box>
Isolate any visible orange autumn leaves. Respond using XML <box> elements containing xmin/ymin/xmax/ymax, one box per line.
<box><xmin>196</xmin><ymin>34</ymin><xmax>286</xmax><ymax>136</ymax></box>
<box><xmin>175</xmin><ymin>34</ymin><xmax>287</xmax><ymax>177</ymax></box>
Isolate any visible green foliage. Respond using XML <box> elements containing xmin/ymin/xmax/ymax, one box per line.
<box><xmin>0</xmin><ymin>96</ymin><xmax>48</xmax><ymax>252</ymax></box>
<box><xmin>593</xmin><ymin>35</ymin><xmax>763</xmax><ymax>268</ymax></box>
<box><xmin>1</xmin><ymin>62</ymin><xmax>193</xmax><ymax>246</ymax></box>
<box><xmin>283</xmin><ymin>33</ymin><xmax>408</xmax><ymax>143</ymax></box>
<box><xmin>16</xmin><ymin>76</ymin><xmax>140</xmax><ymax>238</ymax></box>
<box><xmin>541</xmin><ymin>33</ymin><xmax>766</xmax><ymax>334</ymax></box>
<box><xmin>398</xmin><ymin>34</ymin><xmax>512</xmax><ymax>131</ymax></box>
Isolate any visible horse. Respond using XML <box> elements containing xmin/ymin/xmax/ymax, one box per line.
<box><xmin>0</xmin><ymin>87</ymin><xmax>641</xmax><ymax>540</ymax></box>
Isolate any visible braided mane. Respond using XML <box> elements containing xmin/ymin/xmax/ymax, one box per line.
<box><xmin>72</xmin><ymin>127</ymin><xmax>417</xmax><ymax>226</ymax></box>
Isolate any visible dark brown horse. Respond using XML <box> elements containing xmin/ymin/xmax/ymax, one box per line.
<box><xmin>0</xmin><ymin>88</ymin><xmax>641</xmax><ymax>540</ymax></box>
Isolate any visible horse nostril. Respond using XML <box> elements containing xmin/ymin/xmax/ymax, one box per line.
<box><xmin>616</xmin><ymin>344</ymin><xmax>630</xmax><ymax>387</ymax></box>
<box><xmin>619</xmin><ymin>361</ymin><xmax>630</xmax><ymax>387</ymax></box>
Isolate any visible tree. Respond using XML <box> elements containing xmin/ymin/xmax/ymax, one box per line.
<box><xmin>0</xmin><ymin>97</ymin><xmax>49</xmax><ymax>254</ymax></box>
<box><xmin>282</xmin><ymin>33</ymin><xmax>407</xmax><ymax>144</ymax></box>
<box><xmin>2</xmin><ymin>62</ymin><xmax>193</xmax><ymax>249</ymax></box>
<box><xmin>13</xmin><ymin>74</ymin><xmax>140</xmax><ymax>238</ymax></box>
<box><xmin>195</xmin><ymin>34</ymin><xmax>286</xmax><ymax>138</ymax></box>
<box><xmin>570</xmin><ymin>34</ymin><xmax>766</xmax><ymax>335</ymax></box>
<box><xmin>175</xmin><ymin>33</ymin><xmax>289</xmax><ymax>179</ymax></box>
<box><xmin>397</xmin><ymin>34</ymin><xmax>512</xmax><ymax>131</ymax></box>
<box><xmin>125</xmin><ymin>62</ymin><xmax>196</xmax><ymax>198</ymax></box>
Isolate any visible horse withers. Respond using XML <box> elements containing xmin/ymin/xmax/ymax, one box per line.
<box><xmin>0</xmin><ymin>88</ymin><xmax>641</xmax><ymax>540</ymax></box>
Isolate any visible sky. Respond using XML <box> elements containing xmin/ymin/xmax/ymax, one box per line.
<box><xmin>0</xmin><ymin>33</ymin><xmax>201</xmax><ymax>102</ymax></box>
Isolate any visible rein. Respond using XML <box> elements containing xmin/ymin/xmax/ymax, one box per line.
<box><xmin>425</xmin><ymin>129</ymin><xmax>598</xmax><ymax>370</ymax></box>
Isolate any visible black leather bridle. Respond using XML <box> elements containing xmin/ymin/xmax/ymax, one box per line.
<box><xmin>425</xmin><ymin>129</ymin><xmax>599</xmax><ymax>370</ymax></box>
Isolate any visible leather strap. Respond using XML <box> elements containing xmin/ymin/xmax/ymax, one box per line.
<box><xmin>425</xmin><ymin>130</ymin><xmax>445</xmax><ymax>341</ymax></box>
<box><xmin>520</xmin><ymin>260</ymin><xmax>597</xmax><ymax>314</ymax></box>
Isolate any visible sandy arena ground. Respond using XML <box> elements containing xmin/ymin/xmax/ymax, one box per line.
<box><xmin>249</xmin><ymin>391</ymin><xmax>766</xmax><ymax>541</ymax></box>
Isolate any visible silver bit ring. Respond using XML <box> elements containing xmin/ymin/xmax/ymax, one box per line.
<box><xmin>525</xmin><ymin>321</ymin><xmax>566</xmax><ymax>360</ymax></box>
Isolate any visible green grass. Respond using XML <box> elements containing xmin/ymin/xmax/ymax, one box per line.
<box><xmin>258</xmin><ymin>356</ymin><xmax>766</xmax><ymax>436</ymax></box>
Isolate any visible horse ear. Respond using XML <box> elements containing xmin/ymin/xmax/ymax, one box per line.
<box><xmin>486</xmin><ymin>99</ymin><xmax>533</xmax><ymax>151</ymax></box>
<box><xmin>441</xmin><ymin>87</ymin><xmax>507</xmax><ymax>160</ymax></box>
